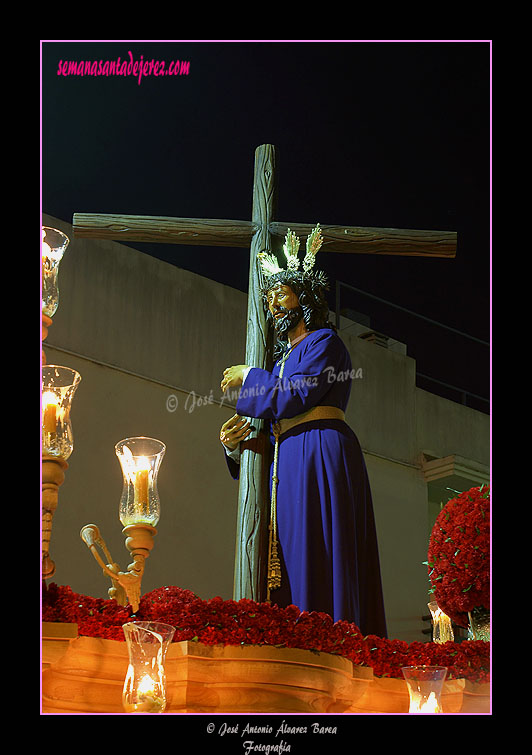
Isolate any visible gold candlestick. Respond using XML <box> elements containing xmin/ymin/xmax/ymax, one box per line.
<box><xmin>42</xmin><ymin>456</ymin><xmax>68</xmax><ymax>579</ymax></box>
<box><xmin>80</xmin><ymin>523</ymin><xmax>157</xmax><ymax>613</ymax></box>
<box><xmin>80</xmin><ymin>436</ymin><xmax>165</xmax><ymax>613</ymax></box>
<box><xmin>123</xmin><ymin>523</ymin><xmax>157</xmax><ymax>577</ymax></box>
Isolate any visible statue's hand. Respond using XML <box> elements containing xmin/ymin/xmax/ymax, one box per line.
<box><xmin>221</xmin><ymin>365</ymin><xmax>248</xmax><ymax>392</ymax></box>
<box><xmin>220</xmin><ymin>414</ymin><xmax>253</xmax><ymax>450</ymax></box>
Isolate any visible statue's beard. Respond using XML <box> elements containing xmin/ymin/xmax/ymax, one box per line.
<box><xmin>272</xmin><ymin>305</ymin><xmax>304</xmax><ymax>338</ymax></box>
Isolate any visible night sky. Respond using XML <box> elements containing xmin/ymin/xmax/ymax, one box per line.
<box><xmin>41</xmin><ymin>40</ymin><xmax>491</xmax><ymax>411</ymax></box>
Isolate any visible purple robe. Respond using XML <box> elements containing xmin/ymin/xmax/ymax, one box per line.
<box><xmin>228</xmin><ymin>328</ymin><xmax>387</xmax><ymax>636</ymax></box>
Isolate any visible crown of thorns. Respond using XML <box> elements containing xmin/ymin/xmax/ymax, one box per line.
<box><xmin>258</xmin><ymin>224</ymin><xmax>329</xmax><ymax>294</ymax></box>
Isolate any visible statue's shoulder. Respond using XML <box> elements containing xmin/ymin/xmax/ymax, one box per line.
<box><xmin>306</xmin><ymin>327</ymin><xmax>341</xmax><ymax>347</ymax></box>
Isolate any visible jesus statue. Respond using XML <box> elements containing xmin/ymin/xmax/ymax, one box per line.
<box><xmin>219</xmin><ymin>225</ymin><xmax>387</xmax><ymax>637</ymax></box>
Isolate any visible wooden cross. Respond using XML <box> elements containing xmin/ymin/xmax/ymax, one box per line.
<box><xmin>72</xmin><ymin>143</ymin><xmax>456</xmax><ymax>603</ymax></box>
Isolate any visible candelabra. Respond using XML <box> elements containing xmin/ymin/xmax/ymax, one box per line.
<box><xmin>41</xmin><ymin>226</ymin><xmax>76</xmax><ymax>582</ymax></box>
<box><xmin>81</xmin><ymin>437</ymin><xmax>166</xmax><ymax>612</ymax></box>
<box><xmin>42</xmin><ymin>365</ymin><xmax>81</xmax><ymax>579</ymax></box>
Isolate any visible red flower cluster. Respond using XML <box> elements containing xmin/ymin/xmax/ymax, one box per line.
<box><xmin>427</xmin><ymin>486</ymin><xmax>490</xmax><ymax>627</ymax></box>
<box><xmin>137</xmin><ymin>586</ymin><xmax>371</xmax><ymax>664</ymax></box>
<box><xmin>364</xmin><ymin>634</ymin><xmax>490</xmax><ymax>684</ymax></box>
<box><xmin>42</xmin><ymin>583</ymin><xmax>490</xmax><ymax>684</ymax></box>
<box><xmin>42</xmin><ymin>582</ymin><xmax>132</xmax><ymax>641</ymax></box>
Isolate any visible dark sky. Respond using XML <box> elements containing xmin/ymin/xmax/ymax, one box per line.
<box><xmin>41</xmin><ymin>40</ymin><xmax>491</xmax><ymax>411</ymax></box>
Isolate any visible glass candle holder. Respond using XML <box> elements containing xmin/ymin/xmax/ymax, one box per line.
<box><xmin>401</xmin><ymin>666</ymin><xmax>448</xmax><ymax>713</ymax></box>
<box><xmin>122</xmin><ymin>621</ymin><xmax>176</xmax><ymax>713</ymax></box>
<box><xmin>115</xmin><ymin>437</ymin><xmax>166</xmax><ymax>527</ymax></box>
<box><xmin>42</xmin><ymin>365</ymin><xmax>82</xmax><ymax>460</ymax></box>
<box><xmin>428</xmin><ymin>601</ymin><xmax>454</xmax><ymax>644</ymax></box>
<box><xmin>468</xmin><ymin>606</ymin><xmax>490</xmax><ymax>641</ymax></box>
<box><xmin>42</xmin><ymin>226</ymin><xmax>70</xmax><ymax>317</ymax></box>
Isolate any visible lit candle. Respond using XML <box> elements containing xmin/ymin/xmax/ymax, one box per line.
<box><xmin>409</xmin><ymin>691</ymin><xmax>442</xmax><ymax>714</ymax></box>
<box><xmin>402</xmin><ymin>665</ymin><xmax>447</xmax><ymax>714</ymax></box>
<box><xmin>428</xmin><ymin>601</ymin><xmax>454</xmax><ymax>643</ymax></box>
<box><xmin>138</xmin><ymin>674</ymin><xmax>156</xmax><ymax>695</ymax></box>
<box><xmin>126</xmin><ymin>674</ymin><xmax>164</xmax><ymax>713</ymax></box>
<box><xmin>42</xmin><ymin>229</ymin><xmax>62</xmax><ymax>266</ymax></box>
<box><xmin>42</xmin><ymin>239</ymin><xmax>51</xmax><ymax>262</ymax></box>
<box><xmin>42</xmin><ymin>391</ymin><xmax>59</xmax><ymax>434</ymax></box>
<box><xmin>134</xmin><ymin>457</ymin><xmax>150</xmax><ymax>517</ymax></box>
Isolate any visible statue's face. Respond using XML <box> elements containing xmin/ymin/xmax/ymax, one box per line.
<box><xmin>266</xmin><ymin>283</ymin><xmax>303</xmax><ymax>335</ymax></box>
<box><xmin>266</xmin><ymin>283</ymin><xmax>299</xmax><ymax>319</ymax></box>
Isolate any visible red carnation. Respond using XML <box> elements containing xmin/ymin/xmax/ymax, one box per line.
<box><xmin>427</xmin><ymin>486</ymin><xmax>490</xmax><ymax>627</ymax></box>
<box><xmin>43</xmin><ymin>582</ymin><xmax>489</xmax><ymax>684</ymax></box>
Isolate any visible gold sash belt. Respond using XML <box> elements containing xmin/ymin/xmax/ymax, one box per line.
<box><xmin>272</xmin><ymin>406</ymin><xmax>345</xmax><ymax>439</ymax></box>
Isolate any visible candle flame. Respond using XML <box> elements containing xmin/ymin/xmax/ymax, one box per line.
<box><xmin>429</xmin><ymin>603</ymin><xmax>454</xmax><ymax>643</ymax></box>
<box><xmin>137</xmin><ymin>674</ymin><xmax>157</xmax><ymax>695</ymax></box>
<box><xmin>136</xmin><ymin>455</ymin><xmax>150</xmax><ymax>471</ymax></box>
<box><xmin>42</xmin><ymin>239</ymin><xmax>64</xmax><ymax>266</ymax></box>
<box><xmin>409</xmin><ymin>691</ymin><xmax>442</xmax><ymax>713</ymax></box>
<box><xmin>123</xmin><ymin>673</ymin><xmax>165</xmax><ymax>712</ymax></box>
<box><xmin>42</xmin><ymin>390</ymin><xmax>61</xmax><ymax>435</ymax></box>
<box><xmin>42</xmin><ymin>391</ymin><xmax>59</xmax><ymax>410</ymax></box>
<box><xmin>42</xmin><ymin>230</ymin><xmax>64</xmax><ymax>264</ymax></box>
<box><xmin>120</xmin><ymin>446</ymin><xmax>151</xmax><ymax>483</ymax></box>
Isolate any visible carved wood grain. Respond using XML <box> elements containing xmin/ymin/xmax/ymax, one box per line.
<box><xmin>269</xmin><ymin>222</ymin><xmax>456</xmax><ymax>258</ymax></box>
<box><xmin>73</xmin><ymin>215</ymin><xmax>456</xmax><ymax>257</ymax></box>
<box><xmin>233</xmin><ymin>144</ymin><xmax>275</xmax><ymax>602</ymax></box>
<box><xmin>73</xmin><ymin>214</ymin><xmax>256</xmax><ymax>247</ymax></box>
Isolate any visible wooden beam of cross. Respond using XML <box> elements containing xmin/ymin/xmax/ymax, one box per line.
<box><xmin>72</xmin><ymin>144</ymin><xmax>457</xmax><ymax>604</ymax></box>
<box><xmin>72</xmin><ymin>215</ymin><xmax>457</xmax><ymax>256</ymax></box>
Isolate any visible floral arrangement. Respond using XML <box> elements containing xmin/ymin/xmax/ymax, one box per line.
<box><xmin>364</xmin><ymin>633</ymin><xmax>489</xmax><ymax>683</ymax></box>
<box><xmin>42</xmin><ymin>583</ymin><xmax>490</xmax><ymax>684</ymax></box>
<box><xmin>427</xmin><ymin>485</ymin><xmax>490</xmax><ymax>628</ymax></box>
